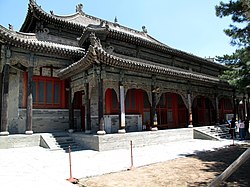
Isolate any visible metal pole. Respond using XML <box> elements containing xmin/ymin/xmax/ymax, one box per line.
<box><xmin>69</xmin><ymin>146</ymin><xmax>72</xmax><ymax>179</ymax></box>
<box><xmin>67</xmin><ymin>145</ymin><xmax>78</xmax><ymax>183</ymax></box>
<box><xmin>130</xmin><ymin>140</ymin><xmax>134</xmax><ymax>170</ymax></box>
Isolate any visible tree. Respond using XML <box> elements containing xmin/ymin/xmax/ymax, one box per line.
<box><xmin>215</xmin><ymin>0</ymin><xmax>250</xmax><ymax>93</ymax></box>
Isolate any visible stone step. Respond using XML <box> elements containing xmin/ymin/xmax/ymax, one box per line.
<box><xmin>194</xmin><ymin>125</ymin><xmax>239</xmax><ymax>140</ymax></box>
<box><xmin>42</xmin><ymin>132</ymin><xmax>85</xmax><ymax>152</ymax></box>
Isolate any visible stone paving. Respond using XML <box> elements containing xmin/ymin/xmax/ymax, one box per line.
<box><xmin>0</xmin><ymin>139</ymin><xmax>243</xmax><ymax>187</ymax></box>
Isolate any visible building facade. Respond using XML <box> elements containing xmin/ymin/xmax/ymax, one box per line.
<box><xmin>1</xmin><ymin>0</ymin><xmax>245</xmax><ymax>136</ymax></box>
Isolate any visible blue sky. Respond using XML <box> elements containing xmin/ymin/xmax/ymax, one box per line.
<box><xmin>0</xmin><ymin>0</ymin><xmax>237</xmax><ymax>58</ymax></box>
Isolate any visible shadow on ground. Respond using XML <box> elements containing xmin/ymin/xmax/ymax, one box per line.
<box><xmin>185</xmin><ymin>144</ymin><xmax>250</xmax><ymax>187</ymax></box>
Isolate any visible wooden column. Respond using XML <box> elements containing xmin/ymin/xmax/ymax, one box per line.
<box><xmin>25</xmin><ymin>66</ymin><xmax>33</xmax><ymax>135</ymax></box>
<box><xmin>0</xmin><ymin>71</ymin><xmax>2</xmax><ymax>129</ymax></box>
<box><xmin>243</xmin><ymin>96</ymin><xmax>247</xmax><ymax>120</ymax></box>
<box><xmin>236</xmin><ymin>99</ymin><xmax>239</xmax><ymax>120</ymax></box>
<box><xmin>118</xmin><ymin>82</ymin><xmax>126</xmax><ymax>133</ymax></box>
<box><xmin>85</xmin><ymin>82</ymin><xmax>91</xmax><ymax>133</ymax></box>
<box><xmin>187</xmin><ymin>93</ymin><xmax>193</xmax><ymax>127</ymax></box>
<box><xmin>233</xmin><ymin>94</ymin><xmax>237</xmax><ymax>119</ymax></box>
<box><xmin>97</xmin><ymin>68</ymin><xmax>105</xmax><ymax>135</ymax></box>
<box><xmin>68</xmin><ymin>85</ymin><xmax>74</xmax><ymax>130</ymax></box>
<box><xmin>0</xmin><ymin>47</ymin><xmax>3</xmax><ymax>131</ymax></box>
<box><xmin>151</xmin><ymin>86</ymin><xmax>158</xmax><ymax>131</ymax></box>
<box><xmin>215</xmin><ymin>94</ymin><xmax>219</xmax><ymax>124</ymax></box>
<box><xmin>0</xmin><ymin>62</ymin><xmax>10</xmax><ymax>136</ymax></box>
<box><xmin>247</xmin><ymin>93</ymin><xmax>250</xmax><ymax>120</ymax></box>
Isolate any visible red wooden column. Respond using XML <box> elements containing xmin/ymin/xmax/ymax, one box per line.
<box><xmin>172</xmin><ymin>94</ymin><xmax>179</xmax><ymax>128</ymax></box>
<box><xmin>187</xmin><ymin>93</ymin><xmax>193</xmax><ymax>128</ymax></box>
<box><xmin>25</xmin><ymin>65</ymin><xmax>34</xmax><ymax>135</ymax></box>
<box><xmin>0</xmin><ymin>60</ymin><xmax>10</xmax><ymax>136</ymax></box>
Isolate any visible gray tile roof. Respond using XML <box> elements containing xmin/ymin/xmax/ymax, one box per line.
<box><xmin>22</xmin><ymin>0</ymin><xmax>226</xmax><ymax>70</ymax></box>
<box><xmin>58</xmin><ymin>44</ymin><xmax>220</xmax><ymax>84</ymax></box>
<box><xmin>0</xmin><ymin>25</ymin><xmax>85</xmax><ymax>57</ymax></box>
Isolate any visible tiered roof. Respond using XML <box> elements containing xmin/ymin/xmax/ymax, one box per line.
<box><xmin>20</xmin><ymin>0</ymin><xmax>225</xmax><ymax>69</ymax></box>
<box><xmin>21</xmin><ymin>0</ymin><xmax>163</xmax><ymax>45</ymax></box>
<box><xmin>0</xmin><ymin>25</ymin><xmax>85</xmax><ymax>58</ymax></box>
<box><xmin>0</xmin><ymin>0</ymin><xmax>227</xmax><ymax>84</ymax></box>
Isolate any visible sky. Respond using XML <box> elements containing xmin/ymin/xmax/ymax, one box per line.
<box><xmin>0</xmin><ymin>0</ymin><xmax>237</xmax><ymax>58</ymax></box>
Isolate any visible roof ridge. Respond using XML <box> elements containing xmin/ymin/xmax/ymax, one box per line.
<box><xmin>25</xmin><ymin>0</ymin><xmax>163</xmax><ymax>45</ymax></box>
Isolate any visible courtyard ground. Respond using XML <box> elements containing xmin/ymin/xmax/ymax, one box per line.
<box><xmin>78</xmin><ymin>143</ymin><xmax>250</xmax><ymax>187</ymax></box>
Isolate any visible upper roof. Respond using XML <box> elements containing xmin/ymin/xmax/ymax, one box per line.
<box><xmin>0</xmin><ymin>25</ymin><xmax>85</xmax><ymax>58</ymax></box>
<box><xmin>20</xmin><ymin>0</ymin><xmax>226</xmax><ymax>70</ymax></box>
<box><xmin>21</xmin><ymin>0</ymin><xmax>164</xmax><ymax>45</ymax></box>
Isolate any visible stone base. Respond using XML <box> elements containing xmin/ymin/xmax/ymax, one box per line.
<box><xmin>25</xmin><ymin>130</ymin><xmax>33</xmax><ymax>135</ymax></box>
<box><xmin>71</xmin><ymin>128</ymin><xmax>194</xmax><ymax>151</ymax></box>
<box><xmin>118</xmin><ymin>129</ymin><xmax>126</xmax><ymax>134</ymax></box>
<box><xmin>151</xmin><ymin>127</ymin><xmax>158</xmax><ymax>131</ymax></box>
<box><xmin>85</xmin><ymin>130</ymin><xmax>92</xmax><ymax>134</ymax></box>
<box><xmin>188</xmin><ymin>124</ymin><xmax>193</xmax><ymax>128</ymax></box>
<box><xmin>0</xmin><ymin>131</ymin><xmax>9</xmax><ymax>136</ymax></box>
<box><xmin>97</xmin><ymin>130</ymin><xmax>106</xmax><ymax>135</ymax></box>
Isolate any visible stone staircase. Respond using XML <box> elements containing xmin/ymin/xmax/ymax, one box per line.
<box><xmin>41</xmin><ymin>132</ymin><xmax>84</xmax><ymax>152</ymax></box>
<box><xmin>194</xmin><ymin>124</ymin><xmax>238</xmax><ymax>140</ymax></box>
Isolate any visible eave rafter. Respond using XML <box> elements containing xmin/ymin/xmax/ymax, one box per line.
<box><xmin>59</xmin><ymin>44</ymin><xmax>221</xmax><ymax>84</ymax></box>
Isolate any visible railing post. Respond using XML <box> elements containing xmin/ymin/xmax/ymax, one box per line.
<box><xmin>129</xmin><ymin>140</ymin><xmax>134</xmax><ymax>170</ymax></box>
<box><xmin>67</xmin><ymin>145</ymin><xmax>78</xmax><ymax>183</ymax></box>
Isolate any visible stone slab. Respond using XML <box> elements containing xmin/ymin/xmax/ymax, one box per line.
<box><xmin>0</xmin><ymin>134</ymin><xmax>41</xmax><ymax>149</ymax></box>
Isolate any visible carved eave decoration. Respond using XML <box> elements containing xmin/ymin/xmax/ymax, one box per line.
<box><xmin>59</xmin><ymin>34</ymin><xmax>225</xmax><ymax>86</ymax></box>
<box><xmin>0</xmin><ymin>25</ymin><xmax>85</xmax><ymax>58</ymax></box>
<box><xmin>20</xmin><ymin>0</ymin><xmax>83</xmax><ymax>32</ymax></box>
<box><xmin>78</xmin><ymin>23</ymin><xmax>109</xmax><ymax>47</ymax></box>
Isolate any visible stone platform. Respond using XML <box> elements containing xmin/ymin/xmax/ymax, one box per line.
<box><xmin>71</xmin><ymin>128</ymin><xmax>193</xmax><ymax>151</ymax></box>
<box><xmin>0</xmin><ymin>128</ymin><xmax>199</xmax><ymax>151</ymax></box>
<box><xmin>0</xmin><ymin>134</ymin><xmax>41</xmax><ymax>149</ymax></box>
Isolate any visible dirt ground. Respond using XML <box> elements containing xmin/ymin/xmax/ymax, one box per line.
<box><xmin>78</xmin><ymin>143</ymin><xmax>250</xmax><ymax>187</ymax></box>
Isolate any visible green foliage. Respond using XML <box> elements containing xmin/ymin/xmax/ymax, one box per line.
<box><xmin>217</xmin><ymin>47</ymin><xmax>250</xmax><ymax>91</ymax></box>
<box><xmin>216</xmin><ymin>0</ymin><xmax>249</xmax><ymax>46</ymax></box>
<box><xmin>216</xmin><ymin>0</ymin><xmax>250</xmax><ymax>92</ymax></box>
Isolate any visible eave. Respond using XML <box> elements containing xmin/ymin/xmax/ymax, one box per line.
<box><xmin>20</xmin><ymin>0</ymin><xmax>83</xmax><ymax>32</ymax></box>
<box><xmin>59</xmin><ymin>45</ymin><xmax>222</xmax><ymax>85</ymax></box>
<box><xmin>0</xmin><ymin>25</ymin><xmax>85</xmax><ymax>59</ymax></box>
